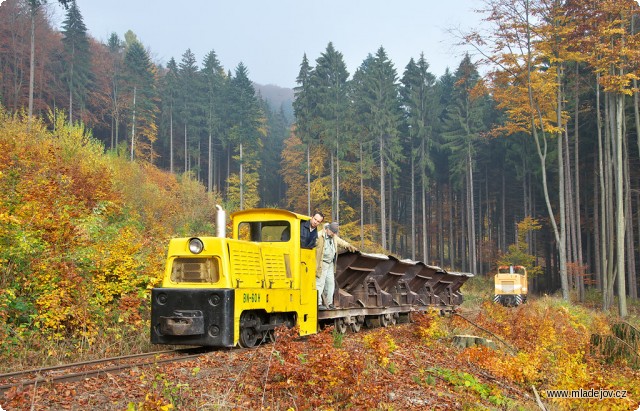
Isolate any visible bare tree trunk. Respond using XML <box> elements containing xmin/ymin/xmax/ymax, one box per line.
<box><xmin>614</xmin><ymin>94</ymin><xmax>627</xmax><ymax>317</ymax></box>
<box><xmin>330</xmin><ymin>151</ymin><xmax>335</xmax><ymax>220</ymax></box>
<box><xmin>437</xmin><ymin>187</ymin><xmax>443</xmax><ymax>265</ymax></box>
<box><xmin>597</xmin><ymin>75</ymin><xmax>608</xmax><ymax>303</ymax></box>
<box><xmin>449</xmin><ymin>183</ymin><xmax>455</xmax><ymax>270</ymax></box>
<box><xmin>602</xmin><ymin>93</ymin><xmax>618</xmax><ymax>310</ymax></box>
<box><xmin>564</xmin><ymin>128</ymin><xmax>577</xmax><ymax>295</ymax></box>
<box><xmin>380</xmin><ymin>135</ymin><xmax>386</xmax><ymax>250</ymax></box>
<box><xmin>307</xmin><ymin>144</ymin><xmax>311</xmax><ymax>216</ymax></box>
<box><xmin>556</xmin><ymin>66</ymin><xmax>569</xmax><ymax>301</ymax></box>
<box><xmin>239</xmin><ymin>142</ymin><xmax>244</xmax><ymax>210</ymax></box>
<box><xmin>28</xmin><ymin>6</ymin><xmax>36</xmax><ymax>127</ymax></box>
<box><xmin>593</xmin><ymin>157</ymin><xmax>601</xmax><ymax>290</ymax></box>
<box><xmin>624</xmin><ymin>138</ymin><xmax>637</xmax><ymax>299</ymax></box>
<box><xmin>388</xmin><ymin>176</ymin><xmax>394</xmax><ymax>253</ymax></box>
<box><xmin>466</xmin><ymin>146</ymin><xmax>476</xmax><ymax>274</ymax></box>
<box><xmin>573</xmin><ymin>65</ymin><xmax>585</xmax><ymax>301</ymax></box>
<box><xmin>422</xmin><ymin>176</ymin><xmax>428</xmax><ymax>263</ymax></box>
<box><xmin>335</xmin><ymin>136</ymin><xmax>340</xmax><ymax>222</ymax></box>
<box><xmin>208</xmin><ymin>131</ymin><xmax>213</xmax><ymax>192</ymax></box>
<box><xmin>130</xmin><ymin>85</ymin><xmax>136</xmax><ymax>161</ymax></box>
<box><xmin>169</xmin><ymin>107</ymin><xmax>174</xmax><ymax>173</ymax></box>
<box><xmin>360</xmin><ymin>142</ymin><xmax>364</xmax><ymax>248</ymax></box>
<box><xmin>411</xmin><ymin>154</ymin><xmax>416</xmax><ymax>260</ymax></box>
<box><xmin>184</xmin><ymin>123</ymin><xmax>188</xmax><ymax>173</ymax></box>
<box><xmin>501</xmin><ymin>171</ymin><xmax>506</xmax><ymax>254</ymax></box>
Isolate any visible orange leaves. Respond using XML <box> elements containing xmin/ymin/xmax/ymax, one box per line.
<box><xmin>265</xmin><ymin>326</ymin><xmax>367</xmax><ymax>409</ymax></box>
<box><xmin>455</xmin><ymin>299</ymin><xmax>637</xmax><ymax>410</ymax></box>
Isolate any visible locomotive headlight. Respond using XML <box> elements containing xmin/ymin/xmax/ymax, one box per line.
<box><xmin>188</xmin><ymin>238</ymin><xmax>204</xmax><ymax>254</ymax></box>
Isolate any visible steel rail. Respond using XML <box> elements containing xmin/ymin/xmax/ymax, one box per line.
<box><xmin>0</xmin><ymin>347</ymin><xmax>208</xmax><ymax>395</ymax></box>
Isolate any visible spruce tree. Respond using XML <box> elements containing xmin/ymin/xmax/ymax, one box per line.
<box><xmin>60</xmin><ymin>0</ymin><xmax>91</xmax><ymax>123</ymax></box>
<box><xmin>227</xmin><ymin>63</ymin><xmax>265</xmax><ymax>209</ymax></box>
<box><xmin>312</xmin><ymin>42</ymin><xmax>350</xmax><ymax>221</ymax></box>
<box><xmin>123</xmin><ymin>40</ymin><xmax>159</xmax><ymax>162</ymax></box>
<box><xmin>201</xmin><ymin>50</ymin><xmax>226</xmax><ymax>191</ymax></box>
<box><xmin>401</xmin><ymin>54</ymin><xmax>436</xmax><ymax>260</ymax></box>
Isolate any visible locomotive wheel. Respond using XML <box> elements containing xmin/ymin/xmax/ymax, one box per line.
<box><xmin>334</xmin><ymin>318</ymin><xmax>348</xmax><ymax>334</ymax></box>
<box><xmin>379</xmin><ymin>314</ymin><xmax>391</xmax><ymax>327</ymax></box>
<box><xmin>350</xmin><ymin>315</ymin><xmax>365</xmax><ymax>333</ymax></box>
<box><xmin>265</xmin><ymin>329</ymin><xmax>276</xmax><ymax>343</ymax></box>
<box><xmin>239</xmin><ymin>312</ymin><xmax>260</xmax><ymax>348</ymax></box>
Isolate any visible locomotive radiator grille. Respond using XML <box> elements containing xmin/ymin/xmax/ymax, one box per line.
<box><xmin>171</xmin><ymin>258</ymin><xmax>220</xmax><ymax>283</ymax></box>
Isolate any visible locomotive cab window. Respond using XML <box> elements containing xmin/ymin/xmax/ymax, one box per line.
<box><xmin>171</xmin><ymin>257</ymin><xmax>220</xmax><ymax>283</ymax></box>
<box><xmin>237</xmin><ymin>221</ymin><xmax>291</xmax><ymax>243</ymax></box>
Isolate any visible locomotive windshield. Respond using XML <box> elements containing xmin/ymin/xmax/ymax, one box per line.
<box><xmin>497</xmin><ymin>265</ymin><xmax>526</xmax><ymax>275</ymax></box>
<box><xmin>237</xmin><ymin>221</ymin><xmax>291</xmax><ymax>243</ymax></box>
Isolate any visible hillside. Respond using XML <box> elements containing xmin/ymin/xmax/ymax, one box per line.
<box><xmin>254</xmin><ymin>82</ymin><xmax>295</xmax><ymax>122</ymax></box>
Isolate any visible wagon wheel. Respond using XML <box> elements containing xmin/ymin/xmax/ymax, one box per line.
<box><xmin>398</xmin><ymin>312</ymin><xmax>412</xmax><ymax>324</ymax></box>
<box><xmin>364</xmin><ymin>316</ymin><xmax>376</xmax><ymax>328</ymax></box>
<box><xmin>390</xmin><ymin>313</ymin><xmax>399</xmax><ymax>326</ymax></box>
<box><xmin>334</xmin><ymin>318</ymin><xmax>348</xmax><ymax>334</ymax></box>
<box><xmin>379</xmin><ymin>314</ymin><xmax>391</xmax><ymax>327</ymax></box>
<box><xmin>238</xmin><ymin>312</ymin><xmax>260</xmax><ymax>348</ymax></box>
<box><xmin>350</xmin><ymin>315</ymin><xmax>365</xmax><ymax>333</ymax></box>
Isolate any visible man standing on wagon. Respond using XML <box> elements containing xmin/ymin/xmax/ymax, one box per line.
<box><xmin>316</xmin><ymin>222</ymin><xmax>358</xmax><ymax>309</ymax></box>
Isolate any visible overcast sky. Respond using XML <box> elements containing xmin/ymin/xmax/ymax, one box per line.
<box><xmin>53</xmin><ymin>0</ymin><xmax>483</xmax><ymax>89</ymax></box>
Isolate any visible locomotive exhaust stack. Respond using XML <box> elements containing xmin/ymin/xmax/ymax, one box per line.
<box><xmin>215</xmin><ymin>204</ymin><xmax>226</xmax><ymax>238</ymax></box>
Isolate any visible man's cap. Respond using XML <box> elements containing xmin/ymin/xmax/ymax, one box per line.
<box><xmin>328</xmin><ymin>222</ymin><xmax>339</xmax><ymax>234</ymax></box>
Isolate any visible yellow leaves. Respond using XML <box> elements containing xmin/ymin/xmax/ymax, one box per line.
<box><xmin>364</xmin><ymin>329</ymin><xmax>398</xmax><ymax>368</ymax></box>
<box><xmin>414</xmin><ymin>310</ymin><xmax>446</xmax><ymax>345</ymax></box>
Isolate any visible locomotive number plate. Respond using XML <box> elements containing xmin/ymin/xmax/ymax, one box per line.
<box><xmin>243</xmin><ymin>292</ymin><xmax>261</xmax><ymax>303</ymax></box>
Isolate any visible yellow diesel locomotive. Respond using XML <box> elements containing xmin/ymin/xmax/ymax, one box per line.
<box><xmin>151</xmin><ymin>207</ymin><xmax>472</xmax><ymax>347</ymax></box>
<box><xmin>151</xmin><ymin>208</ymin><xmax>317</xmax><ymax>347</ymax></box>
<box><xmin>493</xmin><ymin>265</ymin><xmax>528</xmax><ymax>306</ymax></box>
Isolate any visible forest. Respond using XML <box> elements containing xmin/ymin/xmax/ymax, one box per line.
<box><xmin>1</xmin><ymin>0</ymin><xmax>640</xmax><ymax>321</ymax></box>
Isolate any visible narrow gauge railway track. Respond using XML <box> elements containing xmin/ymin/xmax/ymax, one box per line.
<box><xmin>0</xmin><ymin>347</ymin><xmax>211</xmax><ymax>395</ymax></box>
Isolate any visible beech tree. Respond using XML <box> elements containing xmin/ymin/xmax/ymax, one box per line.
<box><xmin>472</xmin><ymin>0</ymin><xmax>570</xmax><ymax>299</ymax></box>
<box><xmin>569</xmin><ymin>0</ymin><xmax>640</xmax><ymax>316</ymax></box>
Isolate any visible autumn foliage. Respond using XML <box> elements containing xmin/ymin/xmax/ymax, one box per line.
<box><xmin>0</xmin><ymin>108</ymin><xmax>222</xmax><ymax>359</ymax></box>
<box><xmin>454</xmin><ymin>298</ymin><xmax>640</xmax><ymax>410</ymax></box>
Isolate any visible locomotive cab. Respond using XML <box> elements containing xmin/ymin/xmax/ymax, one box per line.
<box><xmin>493</xmin><ymin>265</ymin><xmax>528</xmax><ymax>307</ymax></box>
<box><xmin>151</xmin><ymin>208</ymin><xmax>318</xmax><ymax>348</ymax></box>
